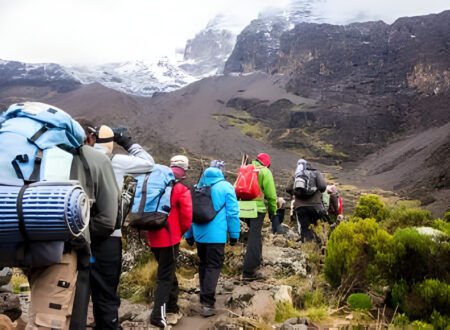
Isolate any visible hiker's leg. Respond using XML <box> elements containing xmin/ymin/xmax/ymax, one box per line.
<box><xmin>70</xmin><ymin>261</ymin><xmax>90</xmax><ymax>330</ymax></box>
<box><xmin>150</xmin><ymin>245</ymin><xmax>177</xmax><ymax>324</ymax></box>
<box><xmin>196</xmin><ymin>243</ymin><xmax>207</xmax><ymax>305</ymax></box>
<box><xmin>242</xmin><ymin>212</ymin><xmax>265</xmax><ymax>276</ymax></box>
<box><xmin>200</xmin><ymin>243</ymin><xmax>225</xmax><ymax>307</ymax></box>
<box><xmin>167</xmin><ymin>244</ymin><xmax>180</xmax><ymax>313</ymax></box>
<box><xmin>27</xmin><ymin>251</ymin><xmax>78</xmax><ymax>330</ymax></box>
<box><xmin>296</xmin><ymin>207</ymin><xmax>315</xmax><ymax>242</ymax></box>
<box><xmin>90</xmin><ymin>237</ymin><xmax>122</xmax><ymax>329</ymax></box>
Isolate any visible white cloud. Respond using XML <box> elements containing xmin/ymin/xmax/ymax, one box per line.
<box><xmin>313</xmin><ymin>0</ymin><xmax>449</xmax><ymax>24</ymax></box>
<box><xmin>0</xmin><ymin>0</ymin><xmax>448</xmax><ymax>65</ymax></box>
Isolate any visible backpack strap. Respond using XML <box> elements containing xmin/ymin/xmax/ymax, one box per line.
<box><xmin>137</xmin><ymin>173</ymin><xmax>151</xmax><ymax>216</ymax></box>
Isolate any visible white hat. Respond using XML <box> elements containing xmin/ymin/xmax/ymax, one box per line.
<box><xmin>96</xmin><ymin>125</ymin><xmax>114</xmax><ymax>155</ymax></box>
<box><xmin>170</xmin><ymin>155</ymin><xmax>189</xmax><ymax>170</ymax></box>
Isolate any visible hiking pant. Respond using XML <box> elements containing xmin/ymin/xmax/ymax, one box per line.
<box><xmin>26</xmin><ymin>251</ymin><xmax>78</xmax><ymax>330</ymax></box>
<box><xmin>242</xmin><ymin>212</ymin><xmax>265</xmax><ymax>276</ymax></box>
<box><xmin>295</xmin><ymin>206</ymin><xmax>323</xmax><ymax>242</ymax></box>
<box><xmin>90</xmin><ymin>236</ymin><xmax>122</xmax><ymax>330</ymax></box>
<box><xmin>151</xmin><ymin>244</ymin><xmax>180</xmax><ymax>321</ymax></box>
<box><xmin>69</xmin><ymin>262</ymin><xmax>89</xmax><ymax>330</ymax></box>
<box><xmin>196</xmin><ymin>243</ymin><xmax>225</xmax><ymax>307</ymax></box>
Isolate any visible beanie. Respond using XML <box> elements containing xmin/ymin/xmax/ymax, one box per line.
<box><xmin>170</xmin><ymin>155</ymin><xmax>189</xmax><ymax>170</ymax></box>
<box><xmin>210</xmin><ymin>159</ymin><xmax>225</xmax><ymax>172</ymax></box>
<box><xmin>96</xmin><ymin>125</ymin><xmax>114</xmax><ymax>155</ymax></box>
<box><xmin>256</xmin><ymin>153</ymin><xmax>271</xmax><ymax>167</ymax></box>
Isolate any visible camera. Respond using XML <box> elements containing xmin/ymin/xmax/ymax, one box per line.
<box><xmin>112</xmin><ymin>127</ymin><xmax>128</xmax><ymax>140</ymax></box>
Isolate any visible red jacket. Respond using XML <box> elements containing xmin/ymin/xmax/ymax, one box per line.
<box><xmin>146</xmin><ymin>182</ymin><xmax>192</xmax><ymax>248</ymax></box>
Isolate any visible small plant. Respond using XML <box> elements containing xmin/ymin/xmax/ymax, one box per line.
<box><xmin>10</xmin><ymin>271</ymin><xmax>28</xmax><ymax>294</ymax></box>
<box><xmin>119</xmin><ymin>257</ymin><xmax>158</xmax><ymax>303</ymax></box>
<box><xmin>347</xmin><ymin>293</ymin><xmax>372</xmax><ymax>311</ymax></box>
<box><xmin>275</xmin><ymin>301</ymin><xmax>300</xmax><ymax>323</ymax></box>
<box><xmin>392</xmin><ymin>313</ymin><xmax>410</xmax><ymax>326</ymax></box>
<box><xmin>304</xmin><ymin>288</ymin><xmax>326</xmax><ymax>308</ymax></box>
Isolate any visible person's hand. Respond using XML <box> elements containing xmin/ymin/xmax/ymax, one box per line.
<box><xmin>229</xmin><ymin>238</ymin><xmax>238</xmax><ymax>246</ymax></box>
<box><xmin>114</xmin><ymin>130</ymin><xmax>133</xmax><ymax>150</ymax></box>
<box><xmin>185</xmin><ymin>237</ymin><xmax>195</xmax><ymax>246</ymax></box>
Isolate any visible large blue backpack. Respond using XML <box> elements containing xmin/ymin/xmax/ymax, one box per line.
<box><xmin>128</xmin><ymin>164</ymin><xmax>175</xmax><ymax>230</ymax></box>
<box><xmin>0</xmin><ymin>102</ymin><xmax>90</xmax><ymax>267</ymax></box>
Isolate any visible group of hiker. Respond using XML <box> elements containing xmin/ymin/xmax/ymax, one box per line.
<box><xmin>0</xmin><ymin>102</ymin><xmax>343</xmax><ymax>329</ymax></box>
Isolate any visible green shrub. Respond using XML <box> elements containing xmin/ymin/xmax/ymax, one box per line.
<box><xmin>304</xmin><ymin>288</ymin><xmax>326</xmax><ymax>308</ymax></box>
<box><xmin>324</xmin><ymin>218</ymin><xmax>393</xmax><ymax>289</ymax></box>
<box><xmin>383</xmin><ymin>205</ymin><xmax>433</xmax><ymax>233</ymax></box>
<box><xmin>444</xmin><ymin>210</ymin><xmax>450</xmax><ymax>222</ymax></box>
<box><xmin>432</xmin><ymin>219</ymin><xmax>450</xmax><ymax>236</ymax></box>
<box><xmin>392</xmin><ymin>313</ymin><xmax>410</xmax><ymax>326</ymax></box>
<box><xmin>275</xmin><ymin>301</ymin><xmax>301</xmax><ymax>323</ymax></box>
<box><xmin>388</xmin><ymin>228</ymin><xmax>450</xmax><ymax>284</ymax></box>
<box><xmin>347</xmin><ymin>293</ymin><xmax>372</xmax><ymax>311</ymax></box>
<box><xmin>416</xmin><ymin>279</ymin><xmax>450</xmax><ymax>317</ymax></box>
<box><xmin>119</xmin><ymin>257</ymin><xmax>158</xmax><ymax>303</ymax></box>
<box><xmin>353</xmin><ymin>194</ymin><xmax>387</xmax><ymax>222</ymax></box>
<box><xmin>430</xmin><ymin>310</ymin><xmax>450</xmax><ymax>330</ymax></box>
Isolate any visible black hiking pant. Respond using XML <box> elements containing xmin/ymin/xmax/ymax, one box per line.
<box><xmin>295</xmin><ymin>206</ymin><xmax>323</xmax><ymax>243</ymax></box>
<box><xmin>197</xmin><ymin>243</ymin><xmax>225</xmax><ymax>307</ymax></box>
<box><xmin>242</xmin><ymin>212</ymin><xmax>265</xmax><ymax>276</ymax></box>
<box><xmin>90</xmin><ymin>236</ymin><xmax>122</xmax><ymax>330</ymax></box>
<box><xmin>151</xmin><ymin>244</ymin><xmax>180</xmax><ymax>321</ymax></box>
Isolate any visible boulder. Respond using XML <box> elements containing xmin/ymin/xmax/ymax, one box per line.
<box><xmin>274</xmin><ymin>285</ymin><xmax>293</xmax><ymax>304</ymax></box>
<box><xmin>243</xmin><ymin>290</ymin><xmax>276</xmax><ymax>323</ymax></box>
<box><xmin>0</xmin><ymin>292</ymin><xmax>22</xmax><ymax>322</ymax></box>
<box><xmin>0</xmin><ymin>268</ymin><xmax>12</xmax><ymax>287</ymax></box>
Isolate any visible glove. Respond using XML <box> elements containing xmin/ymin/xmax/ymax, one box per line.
<box><xmin>185</xmin><ymin>237</ymin><xmax>195</xmax><ymax>246</ymax></box>
<box><xmin>114</xmin><ymin>130</ymin><xmax>133</xmax><ymax>150</ymax></box>
<box><xmin>270</xmin><ymin>214</ymin><xmax>280</xmax><ymax>234</ymax></box>
<box><xmin>229</xmin><ymin>238</ymin><xmax>238</xmax><ymax>246</ymax></box>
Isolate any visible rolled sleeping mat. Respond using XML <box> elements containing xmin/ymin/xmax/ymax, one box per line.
<box><xmin>0</xmin><ymin>181</ymin><xmax>90</xmax><ymax>244</ymax></box>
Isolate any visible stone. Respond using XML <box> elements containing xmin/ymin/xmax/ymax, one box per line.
<box><xmin>0</xmin><ymin>268</ymin><xmax>12</xmax><ymax>287</ymax></box>
<box><xmin>226</xmin><ymin>285</ymin><xmax>255</xmax><ymax>309</ymax></box>
<box><xmin>274</xmin><ymin>285</ymin><xmax>293</xmax><ymax>304</ymax></box>
<box><xmin>0</xmin><ymin>292</ymin><xmax>22</xmax><ymax>322</ymax></box>
<box><xmin>243</xmin><ymin>290</ymin><xmax>276</xmax><ymax>323</ymax></box>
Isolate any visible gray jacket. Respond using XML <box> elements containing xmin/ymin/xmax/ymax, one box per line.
<box><xmin>286</xmin><ymin>169</ymin><xmax>327</xmax><ymax>209</ymax></box>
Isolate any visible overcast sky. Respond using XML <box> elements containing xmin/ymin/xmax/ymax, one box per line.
<box><xmin>0</xmin><ymin>0</ymin><xmax>448</xmax><ymax>66</ymax></box>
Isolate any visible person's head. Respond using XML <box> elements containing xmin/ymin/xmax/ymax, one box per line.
<box><xmin>75</xmin><ymin>117</ymin><xmax>97</xmax><ymax>146</ymax></box>
<box><xmin>327</xmin><ymin>185</ymin><xmax>338</xmax><ymax>194</ymax></box>
<box><xmin>210</xmin><ymin>159</ymin><xmax>225</xmax><ymax>172</ymax></box>
<box><xmin>256</xmin><ymin>153</ymin><xmax>271</xmax><ymax>168</ymax></box>
<box><xmin>95</xmin><ymin>125</ymin><xmax>114</xmax><ymax>155</ymax></box>
<box><xmin>170</xmin><ymin>155</ymin><xmax>189</xmax><ymax>180</ymax></box>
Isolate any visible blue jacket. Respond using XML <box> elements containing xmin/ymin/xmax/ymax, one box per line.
<box><xmin>185</xmin><ymin>167</ymin><xmax>240</xmax><ymax>243</ymax></box>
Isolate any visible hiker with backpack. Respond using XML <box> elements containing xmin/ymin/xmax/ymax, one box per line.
<box><xmin>236</xmin><ymin>153</ymin><xmax>277</xmax><ymax>281</ymax></box>
<box><xmin>185</xmin><ymin>165</ymin><xmax>240</xmax><ymax>317</ymax></box>
<box><xmin>146</xmin><ymin>155</ymin><xmax>193</xmax><ymax>328</ymax></box>
<box><xmin>286</xmin><ymin>158</ymin><xmax>327</xmax><ymax>242</ymax></box>
<box><xmin>323</xmin><ymin>185</ymin><xmax>344</xmax><ymax>225</ymax></box>
<box><xmin>0</xmin><ymin>102</ymin><xmax>119</xmax><ymax>329</ymax></box>
<box><xmin>71</xmin><ymin>121</ymin><xmax>122</xmax><ymax>329</ymax></box>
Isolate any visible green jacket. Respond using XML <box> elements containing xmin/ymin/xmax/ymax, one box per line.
<box><xmin>252</xmin><ymin>160</ymin><xmax>277</xmax><ymax>216</ymax></box>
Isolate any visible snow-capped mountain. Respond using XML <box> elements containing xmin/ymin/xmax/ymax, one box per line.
<box><xmin>178</xmin><ymin>14</ymin><xmax>237</xmax><ymax>77</ymax></box>
<box><xmin>0</xmin><ymin>59</ymin><xmax>80</xmax><ymax>92</ymax></box>
<box><xmin>68</xmin><ymin>58</ymin><xmax>196</xmax><ymax>97</ymax></box>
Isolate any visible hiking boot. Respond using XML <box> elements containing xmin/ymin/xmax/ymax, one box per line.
<box><xmin>149</xmin><ymin>317</ymin><xmax>167</xmax><ymax>329</ymax></box>
<box><xmin>200</xmin><ymin>305</ymin><xmax>216</xmax><ymax>318</ymax></box>
<box><xmin>241</xmin><ymin>271</ymin><xmax>264</xmax><ymax>282</ymax></box>
<box><xmin>166</xmin><ymin>312</ymin><xmax>182</xmax><ymax>325</ymax></box>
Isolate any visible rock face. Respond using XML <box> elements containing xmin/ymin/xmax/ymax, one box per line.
<box><xmin>181</xmin><ymin>15</ymin><xmax>237</xmax><ymax>77</ymax></box>
<box><xmin>0</xmin><ymin>59</ymin><xmax>80</xmax><ymax>92</ymax></box>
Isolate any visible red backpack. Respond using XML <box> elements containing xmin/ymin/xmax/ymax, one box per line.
<box><xmin>234</xmin><ymin>155</ymin><xmax>261</xmax><ymax>200</ymax></box>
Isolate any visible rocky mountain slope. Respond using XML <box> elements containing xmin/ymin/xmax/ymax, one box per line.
<box><xmin>0</xmin><ymin>11</ymin><xmax>448</xmax><ymax>214</ymax></box>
